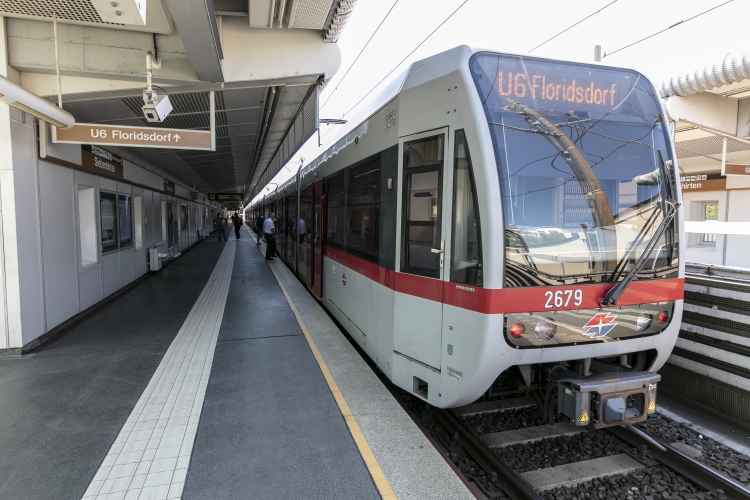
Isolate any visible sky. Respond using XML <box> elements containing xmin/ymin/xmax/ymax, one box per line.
<box><xmin>250</xmin><ymin>0</ymin><xmax>749</xmax><ymax>204</ymax></box>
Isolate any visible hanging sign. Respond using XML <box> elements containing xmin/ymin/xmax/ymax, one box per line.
<box><xmin>80</xmin><ymin>145</ymin><xmax>124</xmax><ymax>179</ymax></box>
<box><xmin>681</xmin><ymin>173</ymin><xmax>726</xmax><ymax>192</ymax></box>
<box><xmin>208</xmin><ymin>193</ymin><xmax>243</xmax><ymax>202</ymax></box>
<box><xmin>724</xmin><ymin>164</ymin><xmax>750</xmax><ymax>176</ymax></box>
<box><xmin>53</xmin><ymin>123</ymin><xmax>213</xmax><ymax>150</ymax></box>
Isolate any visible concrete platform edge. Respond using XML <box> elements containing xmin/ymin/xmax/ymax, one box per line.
<box><xmin>252</xmin><ymin>228</ymin><xmax>474</xmax><ymax>500</ymax></box>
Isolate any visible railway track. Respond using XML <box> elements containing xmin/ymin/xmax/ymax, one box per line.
<box><xmin>399</xmin><ymin>392</ymin><xmax>750</xmax><ymax>500</ymax></box>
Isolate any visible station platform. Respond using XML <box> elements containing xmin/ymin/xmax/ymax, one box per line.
<box><xmin>0</xmin><ymin>226</ymin><xmax>472</xmax><ymax>500</ymax></box>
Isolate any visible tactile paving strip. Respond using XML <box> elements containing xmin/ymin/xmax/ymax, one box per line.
<box><xmin>82</xmin><ymin>241</ymin><xmax>236</xmax><ymax>500</ymax></box>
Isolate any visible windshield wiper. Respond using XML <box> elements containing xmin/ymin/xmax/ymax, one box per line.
<box><xmin>600</xmin><ymin>200</ymin><xmax>679</xmax><ymax>306</ymax></box>
<box><xmin>608</xmin><ymin>149</ymin><xmax>677</xmax><ymax>285</ymax></box>
<box><xmin>607</xmin><ymin>205</ymin><xmax>661</xmax><ymax>283</ymax></box>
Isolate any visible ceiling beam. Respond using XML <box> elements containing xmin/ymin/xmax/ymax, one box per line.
<box><xmin>163</xmin><ymin>0</ymin><xmax>224</xmax><ymax>82</ymax></box>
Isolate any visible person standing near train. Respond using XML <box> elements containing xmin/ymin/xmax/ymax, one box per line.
<box><xmin>255</xmin><ymin>213</ymin><xmax>264</xmax><ymax>245</ymax></box>
<box><xmin>263</xmin><ymin>213</ymin><xmax>276</xmax><ymax>260</ymax></box>
<box><xmin>232</xmin><ymin>211</ymin><xmax>242</xmax><ymax>240</ymax></box>
<box><xmin>213</xmin><ymin>212</ymin><xmax>228</xmax><ymax>242</ymax></box>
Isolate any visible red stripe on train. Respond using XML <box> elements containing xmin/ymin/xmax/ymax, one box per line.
<box><xmin>323</xmin><ymin>246</ymin><xmax>684</xmax><ymax>314</ymax></box>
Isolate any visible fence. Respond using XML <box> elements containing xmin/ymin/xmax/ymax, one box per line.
<box><xmin>659</xmin><ymin>263</ymin><xmax>750</xmax><ymax>422</ymax></box>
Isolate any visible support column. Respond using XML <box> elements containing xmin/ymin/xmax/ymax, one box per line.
<box><xmin>0</xmin><ymin>16</ymin><xmax>24</xmax><ymax>351</ymax></box>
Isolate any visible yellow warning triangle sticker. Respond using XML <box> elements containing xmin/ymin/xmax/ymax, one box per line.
<box><xmin>578</xmin><ymin>410</ymin><xmax>590</xmax><ymax>424</ymax></box>
<box><xmin>647</xmin><ymin>400</ymin><xmax>656</xmax><ymax>411</ymax></box>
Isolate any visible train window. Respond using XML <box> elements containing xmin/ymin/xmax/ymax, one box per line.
<box><xmin>347</xmin><ymin>158</ymin><xmax>381</xmax><ymax>262</ymax></box>
<box><xmin>326</xmin><ymin>172</ymin><xmax>346</xmax><ymax>249</ymax></box>
<box><xmin>451</xmin><ymin>131</ymin><xmax>483</xmax><ymax>286</ymax></box>
<box><xmin>470</xmin><ymin>52</ymin><xmax>678</xmax><ymax>287</ymax></box>
<box><xmin>401</xmin><ymin>135</ymin><xmax>444</xmax><ymax>278</ymax></box>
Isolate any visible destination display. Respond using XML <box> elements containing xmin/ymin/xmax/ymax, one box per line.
<box><xmin>497</xmin><ymin>71</ymin><xmax>619</xmax><ymax>106</ymax></box>
<box><xmin>54</xmin><ymin>123</ymin><xmax>213</xmax><ymax>150</ymax></box>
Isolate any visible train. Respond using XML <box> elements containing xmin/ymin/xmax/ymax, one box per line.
<box><xmin>247</xmin><ymin>45</ymin><xmax>684</xmax><ymax>428</ymax></box>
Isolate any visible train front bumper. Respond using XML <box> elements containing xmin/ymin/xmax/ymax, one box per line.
<box><xmin>557</xmin><ymin>371</ymin><xmax>659</xmax><ymax>428</ymax></box>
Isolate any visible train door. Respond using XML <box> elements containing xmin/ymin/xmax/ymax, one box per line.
<box><xmin>312</xmin><ymin>180</ymin><xmax>323</xmax><ymax>298</ymax></box>
<box><xmin>297</xmin><ymin>184</ymin><xmax>310</xmax><ymax>285</ymax></box>
<box><xmin>393</xmin><ymin>129</ymin><xmax>450</xmax><ymax>371</ymax></box>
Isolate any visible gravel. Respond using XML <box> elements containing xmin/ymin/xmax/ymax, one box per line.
<box><xmin>541</xmin><ymin>466</ymin><xmax>712</xmax><ymax>500</ymax></box>
<box><xmin>395</xmin><ymin>386</ymin><xmax>721</xmax><ymax>499</ymax></box>
<box><xmin>495</xmin><ymin>429</ymin><xmax>629</xmax><ymax>473</ymax></box>
<box><xmin>460</xmin><ymin>406</ymin><xmax>546</xmax><ymax>434</ymax></box>
<box><xmin>637</xmin><ymin>413</ymin><xmax>750</xmax><ymax>486</ymax></box>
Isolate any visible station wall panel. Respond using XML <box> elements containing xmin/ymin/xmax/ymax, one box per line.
<box><xmin>120</xmin><ymin>247</ymin><xmax>136</xmax><ymax>287</ymax></box>
<box><xmin>102</xmin><ymin>252</ymin><xmax>121</xmax><ymax>298</ymax></box>
<box><xmin>79</xmin><ymin>265</ymin><xmax>103</xmax><ymax>312</ymax></box>
<box><xmin>39</xmin><ymin>162</ymin><xmax>80</xmax><ymax>332</ymax></box>
<box><xmin>4</xmin><ymin>121</ymin><xmax>221</xmax><ymax>349</ymax></box>
<box><xmin>11</xmin><ymin>120</ymin><xmax>45</xmax><ymax>345</ymax></box>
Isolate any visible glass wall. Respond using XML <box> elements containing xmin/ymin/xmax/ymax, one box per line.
<box><xmin>100</xmin><ymin>191</ymin><xmax>118</xmax><ymax>253</ymax></box>
<box><xmin>118</xmin><ymin>195</ymin><xmax>133</xmax><ymax>248</ymax></box>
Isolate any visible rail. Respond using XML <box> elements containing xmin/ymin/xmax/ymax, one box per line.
<box><xmin>432</xmin><ymin>402</ymin><xmax>750</xmax><ymax>499</ymax></box>
<box><xmin>609</xmin><ymin>425</ymin><xmax>750</xmax><ymax>499</ymax></box>
<box><xmin>432</xmin><ymin>408</ymin><xmax>541</xmax><ymax>500</ymax></box>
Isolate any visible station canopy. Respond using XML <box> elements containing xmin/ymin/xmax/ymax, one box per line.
<box><xmin>0</xmin><ymin>0</ymin><xmax>357</xmax><ymax>207</ymax></box>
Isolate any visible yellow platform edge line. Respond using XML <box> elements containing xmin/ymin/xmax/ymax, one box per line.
<box><xmin>260</xmin><ymin>239</ymin><xmax>397</xmax><ymax>500</ymax></box>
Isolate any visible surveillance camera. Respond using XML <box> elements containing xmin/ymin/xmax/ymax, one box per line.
<box><xmin>142</xmin><ymin>90</ymin><xmax>173</xmax><ymax>122</ymax></box>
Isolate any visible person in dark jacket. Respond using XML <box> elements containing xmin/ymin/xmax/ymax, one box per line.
<box><xmin>255</xmin><ymin>213</ymin><xmax>264</xmax><ymax>245</ymax></box>
<box><xmin>232</xmin><ymin>211</ymin><xmax>242</xmax><ymax>240</ymax></box>
<box><xmin>213</xmin><ymin>212</ymin><xmax>227</xmax><ymax>242</ymax></box>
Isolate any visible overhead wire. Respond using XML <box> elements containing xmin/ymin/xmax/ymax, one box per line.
<box><xmin>528</xmin><ymin>0</ymin><xmax>619</xmax><ymax>53</ymax></box>
<box><xmin>603</xmin><ymin>0</ymin><xmax>733</xmax><ymax>58</ymax></box>
<box><xmin>340</xmin><ymin>0</ymin><xmax>470</xmax><ymax>119</ymax></box>
<box><xmin>320</xmin><ymin>0</ymin><xmax>400</xmax><ymax>110</ymax></box>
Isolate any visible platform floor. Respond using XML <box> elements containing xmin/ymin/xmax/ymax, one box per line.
<box><xmin>0</xmin><ymin>227</ymin><xmax>471</xmax><ymax>500</ymax></box>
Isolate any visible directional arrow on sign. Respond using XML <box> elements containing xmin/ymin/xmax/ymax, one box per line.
<box><xmin>174</xmin><ymin>134</ymin><xmax>180</xmax><ymax>142</ymax></box>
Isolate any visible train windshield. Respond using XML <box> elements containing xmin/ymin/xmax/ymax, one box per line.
<box><xmin>470</xmin><ymin>53</ymin><xmax>679</xmax><ymax>287</ymax></box>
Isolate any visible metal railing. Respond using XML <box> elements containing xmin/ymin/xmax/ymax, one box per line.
<box><xmin>660</xmin><ymin>263</ymin><xmax>750</xmax><ymax>423</ymax></box>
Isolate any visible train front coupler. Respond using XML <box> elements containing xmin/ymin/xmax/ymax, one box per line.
<box><xmin>555</xmin><ymin>369</ymin><xmax>659</xmax><ymax>428</ymax></box>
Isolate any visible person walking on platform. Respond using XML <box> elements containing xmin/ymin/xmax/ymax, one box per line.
<box><xmin>213</xmin><ymin>212</ymin><xmax>228</xmax><ymax>242</ymax></box>
<box><xmin>232</xmin><ymin>211</ymin><xmax>242</xmax><ymax>240</ymax></box>
<box><xmin>255</xmin><ymin>213</ymin><xmax>264</xmax><ymax>245</ymax></box>
<box><xmin>263</xmin><ymin>213</ymin><xmax>277</xmax><ymax>260</ymax></box>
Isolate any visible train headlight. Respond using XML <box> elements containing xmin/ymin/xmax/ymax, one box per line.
<box><xmin>636</xmin><ymin>313</ymin><xmax>653</xmax><ymax>331</ymax></box>
<box><xmin>658</xmin><ymin>311</ymin><xmax>669</xmax><ymax>324</ymax></box>
<box><xmin>534</xmin><ymin>319</ymin><xmax>557</xmax><ymax>340</ymax></box>
<box><xmin>510</xmin><ymin>323</ymin><xmax>525</xmax><ymax>338</ymax></box>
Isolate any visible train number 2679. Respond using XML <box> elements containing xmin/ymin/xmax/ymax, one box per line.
<box><xmin>544</xmin><ymin>289</ymin><xmax>583</xmax><ymax>309</ymax></box>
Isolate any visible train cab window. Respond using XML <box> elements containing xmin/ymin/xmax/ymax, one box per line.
<box><xmin>450</xmin><ymin>131</ymin><xmax>483</xmax><ymax>286</ymax></box>
<box><xmin>401</xmin><ymin>135</ymin><xmax>444</xmax><ymax>278</ymax></box>
<box><xmin>347</xmin><ymin>158</ymin><xmax>381</xmax><ymax>262</ymax></box>
<box><xmin>326</xmin><ymin>172</ymin><xmax>346</xmax><ymax>249</ymax></box>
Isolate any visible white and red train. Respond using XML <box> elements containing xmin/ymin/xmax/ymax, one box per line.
<box><xmin>248</xmin><ymin>46</ymin><xmax>684</xmax><ymax>427</ymax></box>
